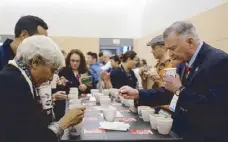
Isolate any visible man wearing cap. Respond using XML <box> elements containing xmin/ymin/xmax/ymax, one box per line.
<box><xmin>147</xmin><ymin>35</ymin><xmax>173</xmax><ymax>89</ymax></box>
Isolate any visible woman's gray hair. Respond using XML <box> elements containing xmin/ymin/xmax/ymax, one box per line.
<box><xmin>163</xmin><ymin>21</ymin><xmax>200</xmax><ymax>42</ymax></box>
<box><xmin>15</xmin><ymin>35</ymin><xmax>65</xmax><ymax>69</ymax></box>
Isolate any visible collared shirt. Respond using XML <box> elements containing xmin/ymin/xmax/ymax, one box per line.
<box><xmin>89</xmin><ymin>63</ymin><xmax>102</xmax><ymax>83</ymax></box>
<box><xmin>187</xmin><ymin>41</ymin><xmax>204</xmax><ymax>68</ymax></box>
<box><xmin>0</xmin><ymin>39</ymin><xmax>14</xmax><ymax>71</ymax></box>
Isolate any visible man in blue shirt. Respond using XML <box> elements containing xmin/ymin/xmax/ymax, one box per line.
<box><xmin>0</xmin><ymin>15</ymin><xmax>48</xmax><ymax>71</ymax></box>
<box><xmin>86</xmin><ymin>52</ymin><xmax>102</xmax><ymax>84</ymax></box>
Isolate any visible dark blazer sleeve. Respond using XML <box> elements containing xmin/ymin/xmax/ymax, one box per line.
<box><xmin>138</xmin><ymin>88</ymin><xmax>173</xmax><ymax>107</ymax></box>
<box><xmin>0</xmin><ymin>68</ymin><xmax>58</xmax><ymax>142</ymax></box>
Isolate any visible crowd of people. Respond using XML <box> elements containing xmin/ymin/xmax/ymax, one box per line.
<box><xmin>0</xmin><ymin>15</ymin><xmax>228</xmax><ymax>142</ymax></box>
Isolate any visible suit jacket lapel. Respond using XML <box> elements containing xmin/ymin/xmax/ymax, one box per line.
<box><xmin>185</xmin><ymin>43</ymin><xmax>208</xmax><ymax>85</ymax></box>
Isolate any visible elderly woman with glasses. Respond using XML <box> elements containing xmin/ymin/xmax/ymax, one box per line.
<box><xmin>0</xmin><ymin>36</ymin><xmax>85</xmax><ymax>142</ymax></box>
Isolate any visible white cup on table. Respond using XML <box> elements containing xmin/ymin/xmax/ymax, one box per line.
<box><xmin>103</xmin><ymin>106</ymin><xmax>117</xmax><ymax>122</ymax></box>
<box><xmin>100</xmin><ymin>98</ymin><xmax>111</xmax><ymax>108</ymax></box>
<box><xmin>102</xmin><ymin>89</ymin><xmax>110</xmax><ymax>96</ymax></box>
<box><xmin>141</xmin><ymin>108</ymin><xmax>155</xmax><ymax>122</ymax></box>
<box><xmin>137</xmin><ymin>106</ymin><xmax>151</xmax><ymax>119</ymax></box>
<box><xmin>157</xmin><ymin>117</ymin><xmax>173</xmax><ymax>135</ymax></box>
<box><xmin>149</xmin><ymin>114</ymin><xmax>165</xmax><ymax>130</ymax></box>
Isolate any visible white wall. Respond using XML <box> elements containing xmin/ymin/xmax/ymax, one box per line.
<box><xmin>0</xmin><ymin>0</ymin><xmax>227</xmax><ymax>38</ymax></box>
<box><xmin>0</xmin><ymin>0</ymin><xmax>146</xmax><ymax>38</ymax></box>
<box><xmin>141</xmin><ymin>0</ymin><xmax>228</xmax><ymax>37</ymax></box>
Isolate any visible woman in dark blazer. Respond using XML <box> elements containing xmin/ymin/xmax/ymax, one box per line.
<box><xmin>110</xmin><ymin>51</ymin><xmax>138</xmax><ymax>89</ymax></box>
<box><xmin>54</xmin><ymin>49</ymin><xmax>95</xmax><ymax>120</ymax></box>
<box><xmin>0</xmin><ymin>36</ymin><xmax>85</xmax><ymax>142</ymax></box>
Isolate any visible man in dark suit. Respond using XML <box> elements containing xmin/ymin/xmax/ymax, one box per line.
<box><xmin>119</xmin><ymin>21</ymin><xmax>228</xmax><ymax>142</ymax></box>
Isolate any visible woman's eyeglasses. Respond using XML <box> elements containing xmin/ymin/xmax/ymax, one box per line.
<box><xmin>70</xmin><ymin>59</ymin><xmax>81</xmax><ymax>63</ymax></box>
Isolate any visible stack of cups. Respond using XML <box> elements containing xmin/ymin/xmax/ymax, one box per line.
<box><xmin>67</xmin><ymin>88</ymin><xmax>83</xmax><ymax>137</ymax></box>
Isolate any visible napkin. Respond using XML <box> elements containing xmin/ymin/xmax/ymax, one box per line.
<box><xmin>99</xmin><ymin>122</ymin><xmax>130</xmax><ymax>131</ymax></box>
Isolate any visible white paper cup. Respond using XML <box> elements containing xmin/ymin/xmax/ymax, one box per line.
<box><xmin>70</xmin><ymin>87</ymin><xmax>78</xmax><ymax>91</ymax></box>
<box><xmin>164</xmin><ymin>68</ymin><xmax>177</xmax><ymax>77</ymax></box>
<box><xmin>102</xmin><ymin>89</ymin><xmax>110</xmax><ymax>96</ymax></box>
<box><xmin>70</xmin><ymin>122</ymin><xmax>83</xmax><ymax>136</ymax></box>
<box><xmin>149</xmin><ymin>114</ymin><xmax>165</xmax><ymax>130</ymax></box>
<box><xmin>91</xmin><ymin>89</ymin><xmax>100</xmax><ymax>95</ymax></box>
<box><xmin>157</xmin><ymin>117</ymin><xmax>173</xmax><ymax>135</ymax></box>
<box><xmin>141</xmin><ymin>108</ymin><xmax>155</xmax><ymax>122</ymax></box>
<box><xmin>137</xmin><ymin>106</ymin><xmax>151</xmax><ymax>119</ymax></box>
<box><xmin>51</xmin><ymin>74</ymin><xmax>58</xmax><ymax>89</ymax></box>
<box><xmin>100</xmin><ymin>98</ymin><xmax>111</xmax><ymax>108</ymax></box>
<box><xmin>68</xmin><ymin>93</ymin><xmax>78</xmax><ymax>100</ymax></box>
<box><xmin>119</xmin><ymin>96</ymin><xmax>125</xmax><ymax>104</ymax></box>
<box><xmin>103</xmin><ymin>106</ymin><xmax>117</xmax><ymax>122</ymax></box>
<box><xmin>94</xmin><ymin>93</ymin><xmax>102</xmax><ymax>103</ymax></box>
<box><xmin>110</xmin><ymin>88</ymin><xmax>118</xmax><ymax>97</ymax></box>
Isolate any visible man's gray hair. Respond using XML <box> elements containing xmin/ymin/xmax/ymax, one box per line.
<box><xmin>15</xmin><ymin>35</ymin><xmax>65</xmax><ymax>69</ymax></box>
<box><xmin>163</xmin><ymin>21</ymin><xmax>200</xmax><ymax>42</ymax></box>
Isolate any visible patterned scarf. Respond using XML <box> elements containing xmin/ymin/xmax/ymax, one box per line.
<box><xmin>16</xmin><ymin>59</ymin><xmax>42</xmax><ymax>110</ymax></box>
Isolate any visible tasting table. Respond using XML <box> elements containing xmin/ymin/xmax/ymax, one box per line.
<box><xmin>61</xmin><ymin>97</ymin><xmax>183</xmax><ymax>142</ymax></box>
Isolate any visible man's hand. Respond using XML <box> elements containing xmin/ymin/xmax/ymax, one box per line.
<box><xmin>163</xmin><ymin>74</ymin><xmax>182</xmax><ymax>93</ymax></box>
<box><xmin>119</xmin><ymin>86</ymin><xmax>139</xmax><ymax>100</ymax></box>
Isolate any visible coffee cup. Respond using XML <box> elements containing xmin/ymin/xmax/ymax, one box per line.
<box><xmin>110</xmin><ymin>88</ymin><xmax>118</xmax><ymax>97</ymax></box>
<box><xmin>102</xmin><ymin>89</ymin><xmax>110</xmax><ymax>96</ymax></box>
<box><xmin>100</xmin><ymin>98</ymin><xmax>111</xmax><ymax>108</ymax></box>
<box><xmin>91</xmin><ymin>89</ymin><xmax>100</xmax><ymax>95</ymax></box>
<box><xmin>141</xmin><ymin>108</ymin><xmax>155</xmax><ymax>122</ymax></box>
<box><xmin>68</xmin><ymin>93</ymin><xmax>78</xmax><ymax>100</ymax></box>
<box><xmin>137</xmin><ymin>106</ymin><xmax>151</xmax><ymax>118</ymax></box>
<box><xmin>149</xmin><ymin>114</ymin><xmax>165</xmax><ymax>130</ymax></box>
<box><xmin>164</xmin><ymin>68</ymin><xmax>177</xmax><ymax>77</ymax></box>
<box><xmin>103</xmin><ymin>106</ymin><xmax>117</xmax><ymax>122</ymax></box>
<box><xmin>157</xmin><ymin>117</ymin><xmax>173</xmax><ymax>135</ymax></box>
<box><xmin>119</xmin><ymin>96</ymin><xmax>125</xmax><ymax>104</ymax></box>
<box><xmin>94</xmin><ymin>93</ymin><xmax>102</xmax><ymax>103</ymax></box>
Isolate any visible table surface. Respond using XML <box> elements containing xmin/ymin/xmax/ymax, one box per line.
<box><xmin>61</xmin><ymin>97</ymin><xmax>182</xmax><ymax>142</ymax></box>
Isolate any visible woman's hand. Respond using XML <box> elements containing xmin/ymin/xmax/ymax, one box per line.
<box><xmin>59</xmin><ymin>106</ymin><xmax>86</xmax><ymax>129</ymax></box>
<box><xmin>79</xmin><ymin>84</ymin><xmax>87</xmax><ymax>92</ymax></box>
<box><xmin>52</xmin><ymin>91</ymin><xmax>67</xmax><ymax>102</ymax></box>
<box><xmin>57</xmin><ymin>76</ymin><xmax>68</xmax><ymax>86</ymax></box>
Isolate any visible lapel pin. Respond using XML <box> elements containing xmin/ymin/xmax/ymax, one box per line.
<box><xmin>195</xmin><ymin>67</ymin><xmax>199</xmax><ymax>72</ymax></box>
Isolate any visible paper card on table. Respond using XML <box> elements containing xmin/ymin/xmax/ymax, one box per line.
<box><xmin>84</xmin><ymin>129</ymin><xmax>105</xmax><ymax>134</ymax></box>
<box><xmin>118</xmin><ymin>117</ymin><xmax>136</xmax><ymax>122</ymax></box>
<box><xmin>84</xmin><ymin>117</ymin><xmax>98</xmax><ymax>121</ymax></box>
<box><xmin>130</xmin><ymin>129</ymin><xmax>153</xmax><ymax>135</ymax></box>
<box><xmin>99</xmin><ymin>122</ymin><xmax>130</xmax><ymax>131</ymax></box>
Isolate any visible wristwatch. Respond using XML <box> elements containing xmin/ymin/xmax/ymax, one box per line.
<box><xmin>175</xmin><ymin>86</ymin><xmax>184</xmax><ymax>96</ymax></box>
